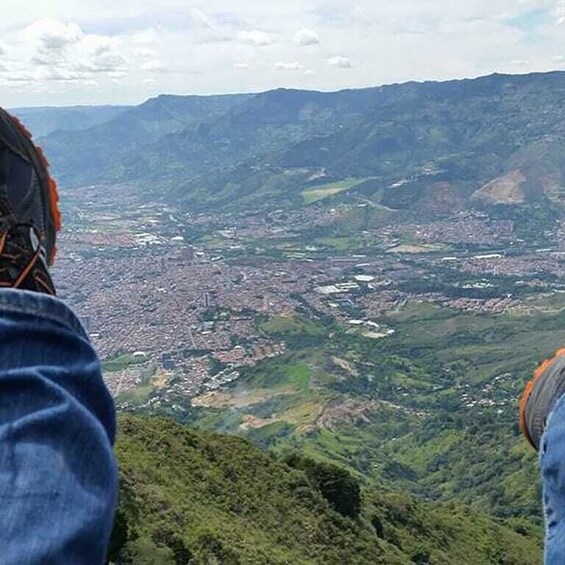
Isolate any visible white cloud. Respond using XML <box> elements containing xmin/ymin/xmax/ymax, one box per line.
<box><xmin>189</xmin><ymin>7</ymin><xmax>215</xmax><ymax>30</ymax></box>
<box><xmin>80</xmin><ymin>36</ymin><xmax>127</xmax><ymax>73</ymax></box>
<box><xmin>274</xmin><ymin>61</ymin><xmax>303</xmax><ymax>71</ymax></box>
<box><xmin>353</xmin><ymin>5</ymin><xmax>373</xmax><ymax>28</ymax></box>
<box><xmin>327</xmin><ymin>55</ymin><xmax>352</xmax><ymax>69</ymax></box>
<box><xmin>509</xmin><ymin>59</ymin><xmax>530</xmax><ymax>66</ymax></box>
<box><xmin>24</xmin><ymin>18</ymin><xmax>83</xmax><ymax>51</ymax></box>
<box><xmin>556</xmin><ymin>1</ymin><xmax>565</xmax><ymax>24</ymax></box>
<box><xmin>294</xmin><ymin>28</ymin><xmax>320</xmax><ymax>46</ymax></box>
<box><xmin>237</xmin><ymin>30</ymin><xmax>273</xmax><ymax>46</ymax></box>
<box><xmin>130</xmin><ymin>28</ymin><xmax>157</xmax><ymax>46</ymax></box>
<box><xmin>135</xmin><ymin>47</ymin><xmax>158</xmax><ymax>59</ymax></box>
<box><xmin>0</xmin><ymin>18</ymin><xmax>134</xmax><ymax>88</ymax></box>
<box><xmin>140</xmin><ymin>59</ymin><xmax>167</xmax><ymax>72</ymax></box>
<box><xmin>34</xmin><ymin>67</ymin><xmax>83</xmax><ymax>82</ymax></box>
<box><xmin>127</xmin><ymin>29</ymin><xmax>167</xmax><ymax>74</ymax></box>
<box><xmin>2</xmin><ymin>1</ymin><xmax>565</xmax><ymax>106</ymax></box>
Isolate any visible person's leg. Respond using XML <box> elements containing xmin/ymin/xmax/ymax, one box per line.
<box><xmin>521</xmin><ymin>351</ymin><xmax>565</xmax><ymax>564</ymax></box>
<box><xmin>541</xmin><ymin>393</ymin><xmax>565</xmax><ymax>564</ymax></box>
<box><xmin>0</xmin><ymin>289</ymin><xmax>117</xmax><ymax>564</ymax></box>
<box><xmin>0</xmin><ymin>108</ymin><xmax>118</xmax><ymax>563</ymax></box>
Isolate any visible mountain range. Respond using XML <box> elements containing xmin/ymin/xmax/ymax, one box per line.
<box><xmin>12</xmin><ymin>70</ymin><xmax>565</xmax><ymax>221</ymax></box>
<box><xmin>12</xmin><ymin>105</ymin><xmax>129</xmax><ymax>138</ymax></box>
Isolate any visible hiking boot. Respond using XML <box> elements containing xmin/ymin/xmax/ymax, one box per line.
<box><xmin>520</xmin><ymin>349</ymin><xmax>565</xmax><ymax>450</ymax></box>
<box><xmin>0</xmin><ymin>108</ymin><xmax>61</xmax><ymax>295</ymax></box>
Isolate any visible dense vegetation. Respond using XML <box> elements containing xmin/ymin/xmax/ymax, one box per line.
<box><xmin>165</xmin><ymin>300</ymin><xmax>565</xmax><ymax>532</ymax></box>
<box><xmin>110</xmin><ymin>415</ymin><xmax>541</xmax><ymax>564</ymax></box>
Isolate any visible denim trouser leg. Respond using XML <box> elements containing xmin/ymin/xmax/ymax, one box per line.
<box><xmin>541</xmin><ymin>393</ymin><xmax>565</xmax><ymax>564</ymax></box>
<box><xmin>0</xmin><ymin>290</ymin><xmax>117</xmax><ymax>564</ymax></box>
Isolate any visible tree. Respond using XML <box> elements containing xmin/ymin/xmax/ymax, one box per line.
<box><xmin>283</xmin><ymin>453</ymin><xmax>361</xmax><ymax>518</ymax></box>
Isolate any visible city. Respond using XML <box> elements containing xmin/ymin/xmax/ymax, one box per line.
<box><xmin>53</xmin><ymin>182</ymin><xmax>565</xmax><ymax>418</ymax></box>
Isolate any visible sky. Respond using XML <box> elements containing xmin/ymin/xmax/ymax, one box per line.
<box><xmin>2</xmin><ymin>0</ymin><xmax>565</xmax><ymax>107</ymax></box>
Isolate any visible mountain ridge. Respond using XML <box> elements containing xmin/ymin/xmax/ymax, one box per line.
<box><xmin>32</xmin><ymin>70</ymin><xmax>565</xmax><ymax>234</ymax></box>
<box><xmin>10</xmin><ymin>105</ymin><xmax>130</xmax><ymax>138</ymax></box>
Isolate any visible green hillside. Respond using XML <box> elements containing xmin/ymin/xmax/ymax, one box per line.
<box><xmin>111</xmin><ymin>415</ymin><xmax>541</xmax><ymax>564</ymax></box>
<box><xmin>40</xmin><ymin>71</ymin><xmax>565</xmax><ymax>229</ymax></box>
<box><xmin>41</xmin><ymin>93</ymin><xmax>249</xmax><ymax>186</ymax></box>
<box><xmin>136</xmin><ymin>301</ymin><xmax>563</xmax><ymax>530</ymax></box>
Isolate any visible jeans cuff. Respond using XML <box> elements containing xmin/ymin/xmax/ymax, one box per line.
<box><xmin>0</xmin><ymin>289</ymin><xmax>88</xmax><ymax>340</ymax></box>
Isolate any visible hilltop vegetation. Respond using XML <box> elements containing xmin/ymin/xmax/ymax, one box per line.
<box><xmin>111</xmin><ymin>415</ymin><xmax>541</xmax><ymax>564</ymax></box>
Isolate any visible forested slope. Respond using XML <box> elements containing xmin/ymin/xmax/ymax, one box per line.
<box><xmin>109</xmin><ymin>415</ymin><xmax>541</xmax><ymax>564</ymax></box>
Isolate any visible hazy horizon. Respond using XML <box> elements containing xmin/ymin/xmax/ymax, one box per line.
<box><xmin>9</xmin><ymin>67</ymin><xmax>565</xmax><ymax>110</ymax></box>
<box><xmin>2</xmin><ymin>1</ymin><xmax>565</xmax><ymax>107</ymax></box>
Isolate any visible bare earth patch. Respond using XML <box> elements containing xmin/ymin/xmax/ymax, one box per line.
<box><xmin>472</xmin><ymin>170</ymin><xmax>526</xmax><ymax>205</ymax></box>
<box><xmin>331</xmin><ymin>357</ymin><xmax>359</xmax><ymax>376</ymax></box>
<box><xmin>315</xmin><ymin>398</ymin><xmax>382</xmax><ymax>431</ymax></box>
<box><xmin>192</xmin><ymin>388</ymin><xmax>294</xmax><ymax>409</ymax></box>
<box><xmin>239</xmin><ymin>414</ymin><xmax>281</xmax><ymax>430</ymax></box>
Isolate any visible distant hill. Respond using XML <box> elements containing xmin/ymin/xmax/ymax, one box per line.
<box><xmin>29</xmin><ymin>71</ymin><xmax>565</xmax><ymax>226</ymax></box>
<box><xmin>111</xmin><ymin>415</ymin><xmax>541</xmax><ymax>564</ymax></box>
<box><xmin>10</xmin><ymin>105</ymin><xmax>129</xmax><ymax>137</ymax></box>
<box><xmin>39</xmin><ymin>94</ymin><xmax>250</xmax><ymax>186</ymax></box>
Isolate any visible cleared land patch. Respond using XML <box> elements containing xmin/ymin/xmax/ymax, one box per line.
<box><xmin>302</xmin><ymin>179</ymin><xmax>363</xmax><ymax>204</ymax></box>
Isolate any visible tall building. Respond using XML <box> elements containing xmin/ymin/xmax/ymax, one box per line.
<box><xmin>161</xmin><ymin>353</ymin><xmax>175</xmax><ymax>371</ymax></box>
<box><xmin>181</xmin><ymin>246</ymin><xmax>195</xmax><ymax>263</ymax></box>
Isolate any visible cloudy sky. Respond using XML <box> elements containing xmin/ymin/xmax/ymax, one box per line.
<box><xmin>2</xmin><ymin>0</ymin><xmax>565</xmax><ymax>107</ymax></box>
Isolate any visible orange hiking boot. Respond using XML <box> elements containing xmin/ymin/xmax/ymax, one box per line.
<box><xmin>520</xmin><ymin>348</ymin><xmax>565</xmax><ymax>450</ymax></box>
<box><xmin>0</xmin><ymin>108</ymin><xmax>61</xmax><ymax>295</ymax></box>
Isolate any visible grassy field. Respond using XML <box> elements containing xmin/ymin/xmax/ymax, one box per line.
<box><xmin>116</xmin><ymin>383</ymin><xmax>154</xmax><ymax>405</ymax></box>
<box><xmin>261</xmin><ymin>315</ymin><xmax>325</xmax><ymax>337</ymax></box>
<box><xmin>386</xmin><ymin>243</ymin><xmax>448</xmax><ymax>254</ymax></box>
<box><xmin>103</xmin><ymin>353</ymin><xmax>146</xmax><ymax>372</ymax></box>
<box><xmin>193</xmin><ymin>351</ymin><xmax>334</xmax><ymax>442</ymax></box>
<box><xmin>381</xmin><ymin>302</ymin><xmax>565</xmax><ymax>384</ymax></box>
<box><xmin>302</xmin><ymin>179</ymin><xmax>363</xmax><ymax>204</ymax></box>
<box><xmin>315</xmin><ymin>235</ymin><xmax>362</xmax><ymax>251</ymax></box>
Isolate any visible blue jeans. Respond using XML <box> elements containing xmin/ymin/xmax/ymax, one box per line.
<box><xmin>0</xmin><ymin>289</ymin><xmax>117</xmax><ymax>564</ymax></box>
<box><xmin>543</xmin><ymin>393</ymin><xmax>565</xmax><ymax>563</ymax></box>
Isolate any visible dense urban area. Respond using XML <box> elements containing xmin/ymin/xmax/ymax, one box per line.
<box><xmin>52</xmin><ymin>181</ymin><xmax>565</xmax><ymax>425</ymax></box>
